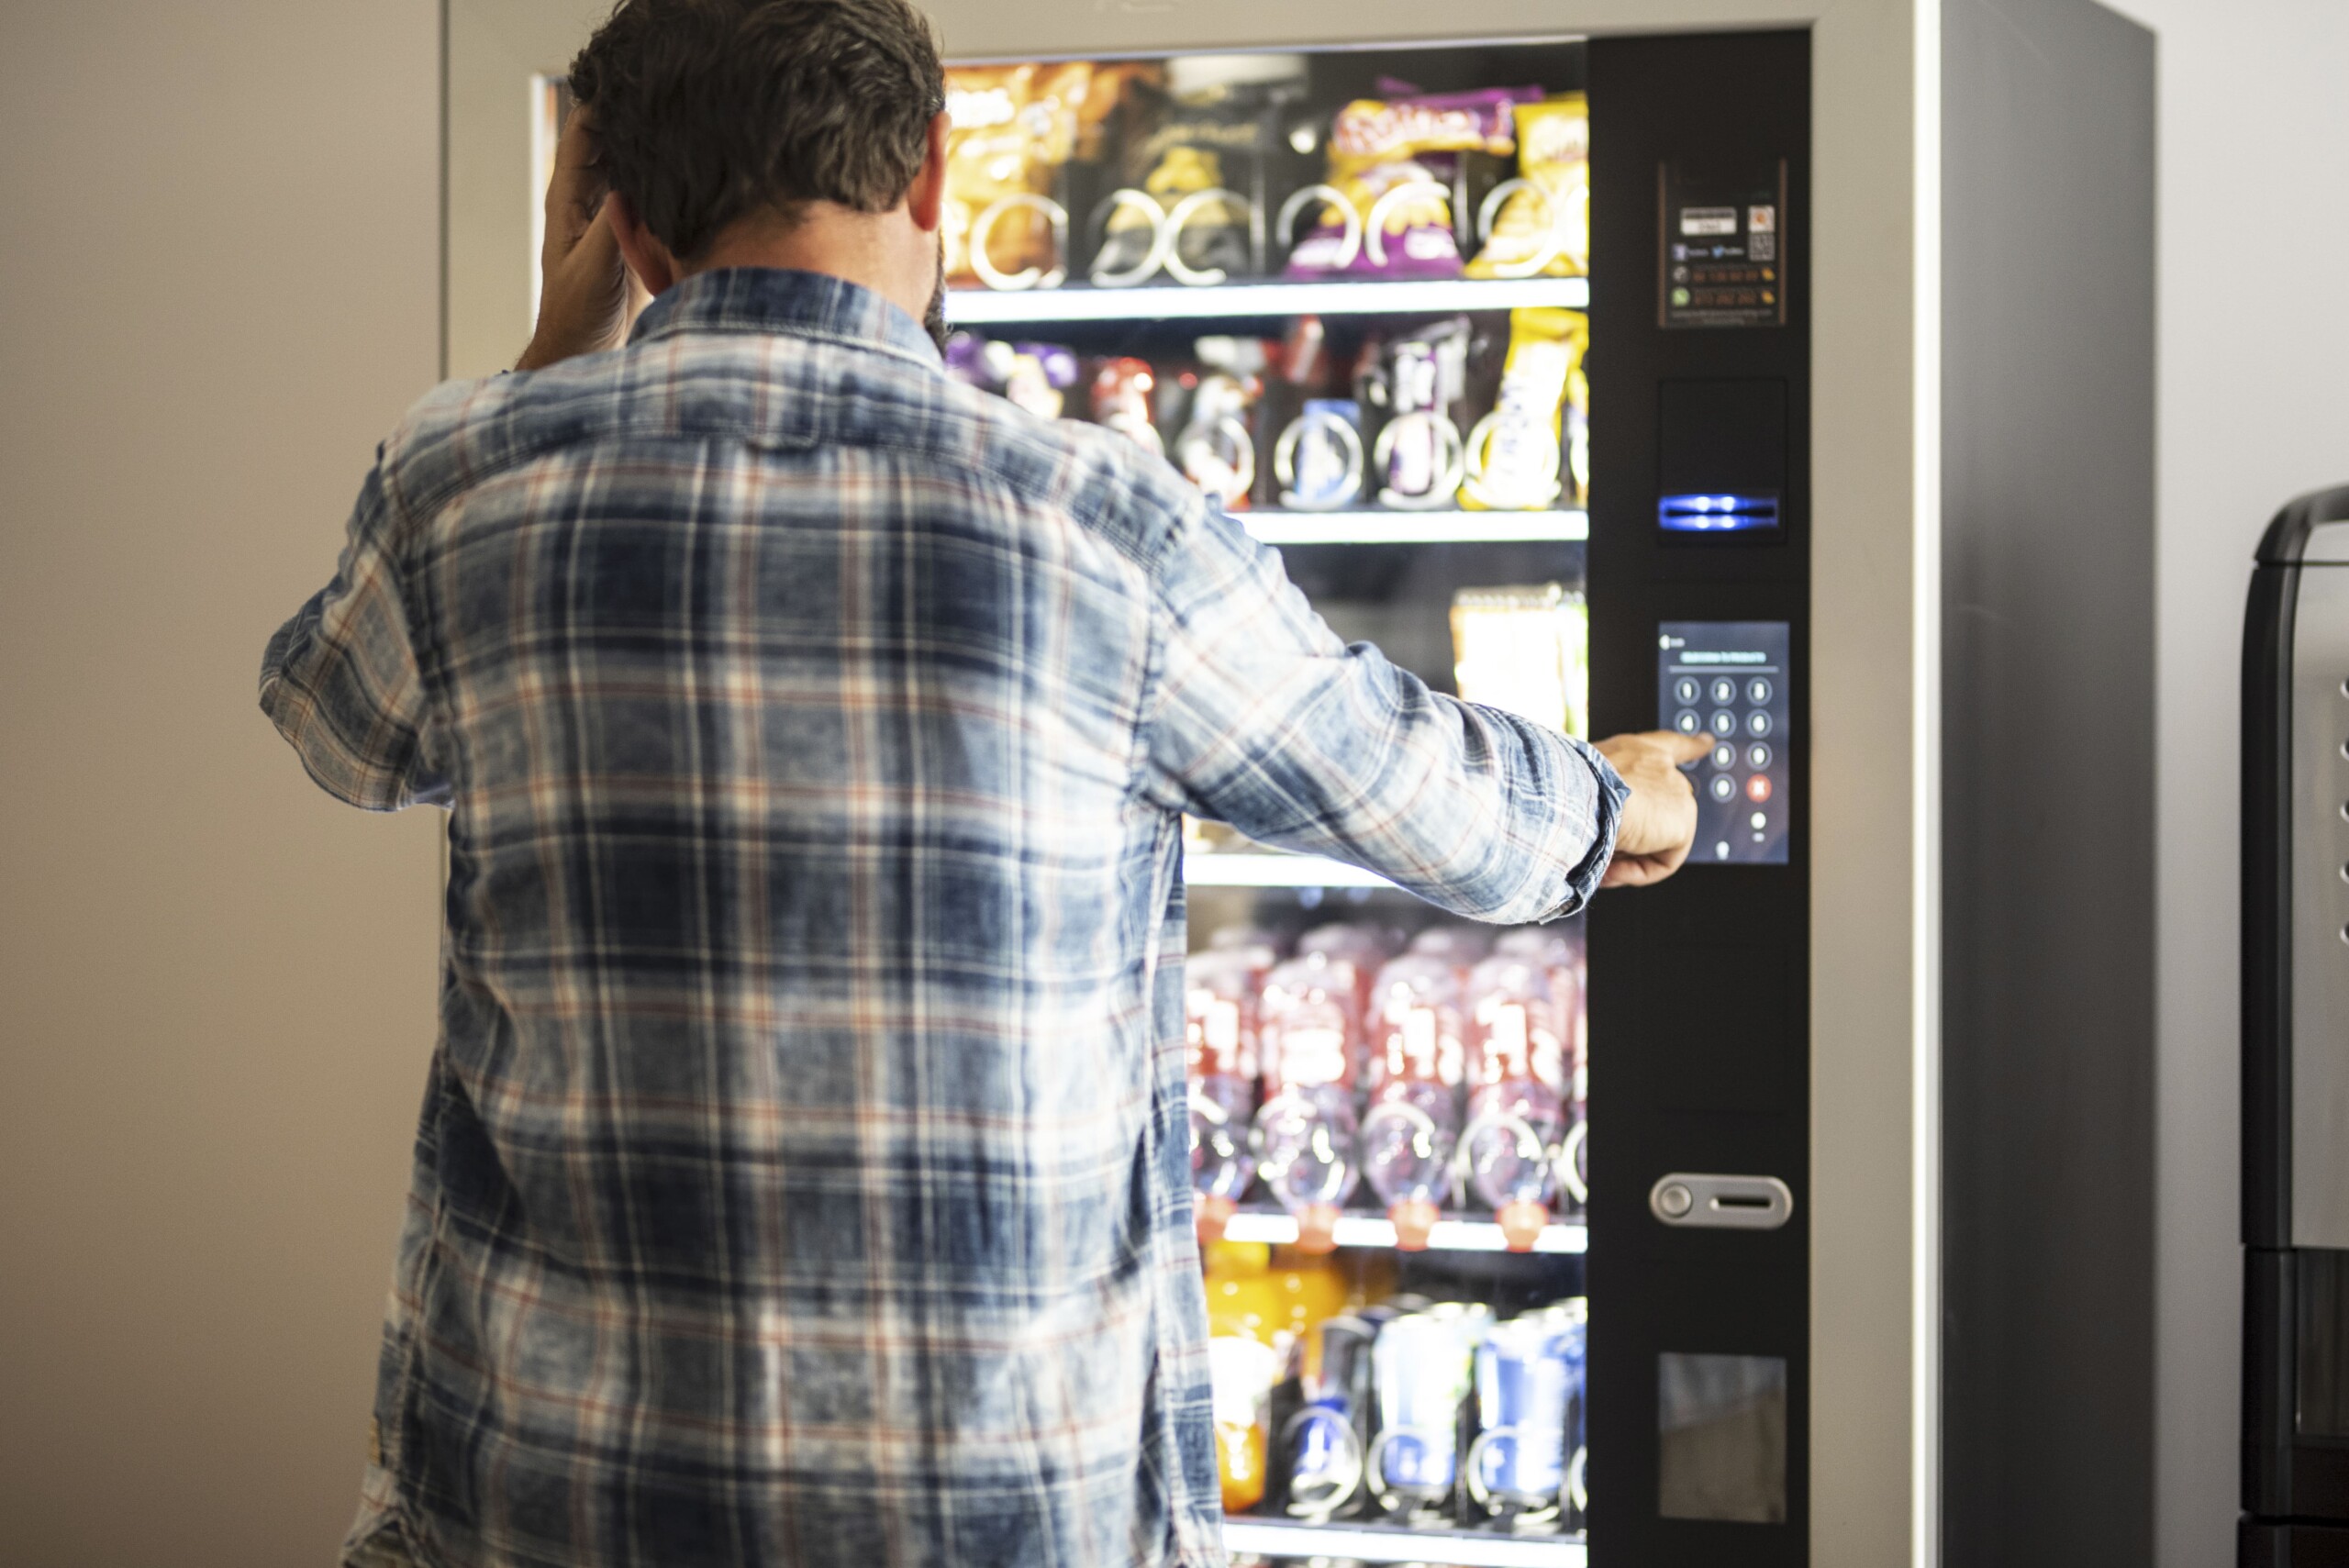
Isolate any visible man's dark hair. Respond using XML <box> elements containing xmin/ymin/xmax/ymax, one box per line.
<box><xmin>570</xmin><ymin>0</ymin><xmax>946</xmax><ymax>262</ymax></box>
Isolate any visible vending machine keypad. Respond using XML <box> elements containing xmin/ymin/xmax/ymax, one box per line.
<box><xmin>1658</xmin><ymin>621</ymin><xmax>1791</xmax><ymax>864</ymax></box>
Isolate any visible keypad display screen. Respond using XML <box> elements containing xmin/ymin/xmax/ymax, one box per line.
<box><xmin>1658</xmin><ymin>621</ymin><xmax>1791</xmax><ymax>865</ymax></box>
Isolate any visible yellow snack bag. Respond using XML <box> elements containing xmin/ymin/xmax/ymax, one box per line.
<box><xmin>1451</xmin><ymin>582</ymin><xmax>1589</xmax><ymax>740</ymax></box>
<box><xmin>1462</xmin><ymin>307</ymin><xmax>1587</xmax><ymax>511</ymax></box>
<box><xmin>941</xmin><ymin>62</ymin><xmax>1096</xmax><ymax>284</ymax></box>
<box><xmin>1465</xmin><ymin>95</ymin><xmax>1589</xmax><ymax>280</ymax></box>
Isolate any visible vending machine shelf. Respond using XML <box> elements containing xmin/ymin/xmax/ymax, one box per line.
<box><xmin>1237</xmin><ymin>509</ymin><xmax>1587</xmax><ymax>547</ymax></box>
<box><xmin>1220</xmin><ymin>1207</ymin><xmax>1586</xmax><ymax>1255</ymax></box>
<box><xmin>946</xmin><ymin>275</ymin><xmax>1589</xmax><ymax>328</ymax></box>
<box><xmin>1183</xmin><ymin>851</ymin><xmax>1397</xmax><ymax>891</ymax></box>
<box><xmin>1221</xmin><ymin>1518</ymin><xmax>1587</xmax><ymax>1567</ymax></box>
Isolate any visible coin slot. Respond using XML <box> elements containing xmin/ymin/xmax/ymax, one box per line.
<box><xmin>1712</xmin><ymin>1193</ymin><xmax>1773</xmax><ymax>1208</ymax></box>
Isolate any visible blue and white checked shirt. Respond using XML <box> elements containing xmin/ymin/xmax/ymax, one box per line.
<box><xmin>262</xmin><ymin>267</ymin><xmax>1623</xmax><ymax>1568</ymax></box>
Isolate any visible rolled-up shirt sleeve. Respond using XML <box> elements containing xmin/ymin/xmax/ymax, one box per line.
<box><xmin>1144</xmin><ymin>498</ymin><xmax>1627</xmax><ymax>922</ymax></box>
<box><xmin>258</xmin><ymin>450</ymin><xmax>449</xmax><ymax>811</ymax></box>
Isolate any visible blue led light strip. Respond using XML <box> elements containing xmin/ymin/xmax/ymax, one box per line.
<box><xmin>1658</xmin><ymin>492</ymin><xmax>1780</xmax><ymax>532</ymax></box>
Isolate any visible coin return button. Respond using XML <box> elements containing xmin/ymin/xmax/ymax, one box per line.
<box><xmin>1649</xmin><ymin>1173</ymin><xmax>1796</xmax><ymax>1230</ymax></box>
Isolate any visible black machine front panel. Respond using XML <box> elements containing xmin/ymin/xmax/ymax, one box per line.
<box><xmin>1587</xmin><ymin>30</ymin><xmax>1811</xmax><ymax>1567</ymax></box>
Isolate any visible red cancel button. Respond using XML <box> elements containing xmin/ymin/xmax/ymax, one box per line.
<box><xmin>1746</xmin><ymin>773</ymin><xmax>1774</xmax><ymax>803</ymax></box>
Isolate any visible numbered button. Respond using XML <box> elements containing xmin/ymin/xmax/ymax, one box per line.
<box><xmin>1748</xmin><ymin>676</ymin><xmax>1774</xmax><ymax>705</ymax></box>
<box><xmin>1675</xmin><ymin>676</ymin><xmax>1702</xmax><ymax>705</ymax></box>
<box><xmin>1710</xmin><ymin>677</ymin><xmax>1738</xmax><ymax>705</ymax></box>
<box><xmin>1710</xmin><ymin>709</ymin><xmax>1739</xmax><ymax>737</ymax></box>
<box><xmin>1748</xmin><ymin>742</ymin><xmax>1773</xmax><ymax>770</ymax></box>
<box><xmin>1748</xmin><ymin>710</ymin><xmax>1774</xmax><ymax>738</ymax></box>
<box><xmin>1709</xmin><ymin>774</ymin><xmax>1738</xmax><ymax>802</ymax></box>
<box><xmin>1675</xmin><ymin>709</ymin><xmax>1702</xmax><ymax>734</ymax></box>
<box><xmin>1711</xmin><ymin>743</ymin><xmax>1736</xmax><ymax>770</ymax></box>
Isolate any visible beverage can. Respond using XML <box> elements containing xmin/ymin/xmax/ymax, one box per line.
<box><xmin>1283</xmin><ymin>1314</ymin><xmax>1377</xmax><ymax>1519</ymax></box>
<box><xmin>1366</xmin><ymin>1306</ymin><xmax>1489</xmax><ymax>1512</ymax></box>
<box><xmin>1467</xmin><ymin>1312</ymin><xmax>1576</xmax><ymax>1520</ymax></box>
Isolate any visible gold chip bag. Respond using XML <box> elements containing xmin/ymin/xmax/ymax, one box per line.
<box><xmin>1465</xmin><ymin>95</ymin><xmax>1589</xmax><ymax>280</ymax></box>
<box><xmin>942</xmin><ymin>62</ymin><xmax>1097</xmax><ymax>283</ymax></box>
<box><xmin>1451</xmin><ymin>582</ymin><xmax>1588</xmax><ymax>740</ymax></box>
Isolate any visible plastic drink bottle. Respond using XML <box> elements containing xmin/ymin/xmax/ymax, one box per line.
<box><xmin>1496</xmin><ymin>925</ymin><xmax>1586</xmax><ymax>1212</ymax></box>
<box><xmin>1186</xmin><ymin>948</ymin><xmax>1264</xmax><ymax>1242</ymax></box>
<box><xmin>1461</xmin><ymin>953</ymin><xmax>1566</xmax><ymax>1251</ymax></box>
<box><xmin>1360</xmin><ymin>950</ymin><xmax>1465</xmax><ymax>1249</ymax></box>
<box><xmin>1255</xmin><ymin>951</ymin><xmax>1363</xmax><ymax>1252</ymax></box>
<box><xmin>1297</xmin><ymin>922</ymin><xmax>1392</xmax><ymax>1061</ymax></box>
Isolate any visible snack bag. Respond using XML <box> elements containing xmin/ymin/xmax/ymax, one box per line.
<box><xmin>943</xmin><ymin>62</ymin><xmax>1097</xmax><ymax>285</ymax></box>
<box><xmin>1465</xmin><ymin>95</ymin><xmax>1589</xmax><ymax>280</ymax></box>
<box><xmin>1461</xmin><ymin>308</ymin><xmax>1587</xmax><ymax>511</ymax></box>
<box><xmin>1451</xmin><ymin>583</ymin><xmax>1588</xmax><ymax>739</ymax></box>
<box><xmin>1174</xmin><ymin>337</ymin><xmax>1266</xmax><ymax>509</ymax></box>
<box><xmin>1358</xmin><ymin>320</ymin><xmax>1470</xmax><ymax>509</ymax></box>
<box><xmin>1285</xmin><ymin>86</ymin><xmax>1540</xmax><ymax>281</ymax></box>
<box><xmin>1093</xmin><ymin>58</ymin><xmax>1304</xmax><ymax>285</ymax></box>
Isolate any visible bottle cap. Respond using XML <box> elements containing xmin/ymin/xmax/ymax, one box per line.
<box><xmin>1195</xmin><ymin>1193</ymin><xmax>1236</xmax><ymax>1246</ymax></box>
<box><xmin>1389</xmin><ymin>1199</ymin><xmax>1442</xmax><ymax>1251</ymax></box>
<box><xmin>1496</xmin><ymin>1200</ymin><xmax>1550</xmax><ymax>1252</ymax></box>
<box><xmin>1296</xmin><ymin>1203</ymin><xmax>1342</xmax><ymax>1254</ymax></box>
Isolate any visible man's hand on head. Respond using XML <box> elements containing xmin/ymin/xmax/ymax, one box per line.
<box><xmin>518</xmin><ymin>107</ymin><xmax>651</xmax><ymax>372</ymax></box>
<box><xmin>1593</xmin><ymin>729</ymin><xmax>1711</xmax><ymax>888</ymax></box>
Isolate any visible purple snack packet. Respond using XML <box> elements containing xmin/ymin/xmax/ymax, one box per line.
<box><xmin>1284</xmin><ymin>85</ymin><xmax>1545</xmax><ymax>282</ymax></box>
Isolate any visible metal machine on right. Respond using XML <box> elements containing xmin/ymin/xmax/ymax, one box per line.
<box><xmin>2243</xmin><ymin>484</ymin><xmax>2349</xmax><ymax>1566</ymax></box>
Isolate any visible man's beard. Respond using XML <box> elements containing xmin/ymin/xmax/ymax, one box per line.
<box><xmin>921</xmin><ymin>238</ymin><xmax>948</xmax><ymax>353</ymax></box>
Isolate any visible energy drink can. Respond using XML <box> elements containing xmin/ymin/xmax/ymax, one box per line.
<box><xmin>1465</xmin><ymin>1307</ymin><xmax>1582</xmax><ymax>1524</ymax></box>
<box><xmin>1365</xmin><ymin>1305</ymin><xmax>1489</xmax><ymax>1515</ymax></box>
<box><xmin>1283</xmin><ymin>1314</ymin><xmax>1376</xmax><ymax>1519</ymax></box>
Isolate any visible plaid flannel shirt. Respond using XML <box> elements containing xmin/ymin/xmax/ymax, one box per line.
<box><xmin>261</xmin><ymin>267</ymin><xmax>1624</xmax><ymax>1568</ymax></box>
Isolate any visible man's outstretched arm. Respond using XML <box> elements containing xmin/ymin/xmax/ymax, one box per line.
<box><xmin>1145</xmin><ymin>499</ymin><xmax>1700</xmax><ymax>921</ymax></box>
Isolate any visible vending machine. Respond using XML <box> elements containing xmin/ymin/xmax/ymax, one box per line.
<box><xmin>442</xmin><ymin>0</ymin><xmax>2158</xmax><ymax>1562</ymax></box>
<box><xmin>2242</xmin><ymin>485</ymin><xmax>2349</xmax><ymax>1567</ymax></box>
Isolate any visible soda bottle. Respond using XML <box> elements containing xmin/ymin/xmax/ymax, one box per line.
<box><xmin>1255</xmin><ymin>952</ymin><xmax>1363</xmax><ymax>1252</ymax></box>
<box><xmin>1359</xmin><ymin>950</ymin><xmax>1465</xmax><ymax>1249</ymax></box>
<box><xmin>1496</xmin><ymin>925</ymin><xmax>1586</xmax><ymax>1213</ymax></box>
<box><xmin>1186</xmin><ymin>948</ymin><xmax>1264</xmax><ymax>1243</ymax></box>
<box><xmin>1297</xmin><ymin>922</ymin><xmax>1393</xmax><ymax>1061</ymax></box>
<box><xmin>1461</xmin><ymin>953</ymin><xmax>1566</xmax><ymax>1251</ymax></box>
<box><xmin>1405</xmin><ymin>923</ymin><xmax>1491</xmax><ymax>982</ymax></box>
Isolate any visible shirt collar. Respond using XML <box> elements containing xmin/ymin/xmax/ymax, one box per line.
<box><xmin>629</xmin><ymin>267</ymin><xmax>941</xmax><ymax>369</ymax></box>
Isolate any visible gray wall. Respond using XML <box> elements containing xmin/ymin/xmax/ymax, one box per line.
<box><xmin>1941</xmin><ymin>1</ymin><xmax>2157</xmax><ymax>1563</ymax></box>
<box><xmin>0</xmin><ymin>3</ymin><xmax>444</xmax><ymax>1561</ymax></box>
<box><xmin>2094</xmin><ymin>3</ymin><xmax>2349</xmax><ymax>1563</ymax></box>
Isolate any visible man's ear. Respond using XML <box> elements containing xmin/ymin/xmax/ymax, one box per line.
<box><xmin>905</xmin><ymin>110</ymin><xmax>951</xmax><ymax>234</ymax></box>
<box><xmin>608</xmin><ymin>192</ymin><xmax>680</xmax><ymax>295</ymax></box>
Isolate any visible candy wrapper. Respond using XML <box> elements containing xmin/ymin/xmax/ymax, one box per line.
<box><xmin>944</xmin><ymin>333</ymin><xmax>1081</xmax><ymax>420</ymax></box>
<box><xmin>945</xmin><ymin>63</ymin><xmax>1113</xmax><ymax>288</ymax></box>
<box><xmin>1359</xmin><ymin>319</ymin><xmax>1470</xmax><ymax>509</ymax></box>
<box><xmin>1465</xmin><ymin>95</ymin><xmax>1589</xmax><ymax>280</ymax></box>
<box><xmin>1284</xmin><ymin>85</ymin><xmax>1541</xmax><ymax>281</ymax></box>
<box><xmin>1090</xmin><ymin>357</ymin><xmax>1165</xmax><ymax>456</ymax></box>
<box><xmin>1174</xmin><ymin>338</ymin><xmax>1265</xmax><ymax>509</ymax></box>
<box><xmin>1275</xmin><ymin>399</ymin><xmax>1364</xmax><ymax>510</ymax></box>
<box><xmin>1461</xmin><ymin>308</ymin><xmax>1587</xmax><ymax>511</ymax></box>
<box><xmin>1451</xmin><ymin>583</ymin><xmax>1589</xmax><ymax>740</ymax></box>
